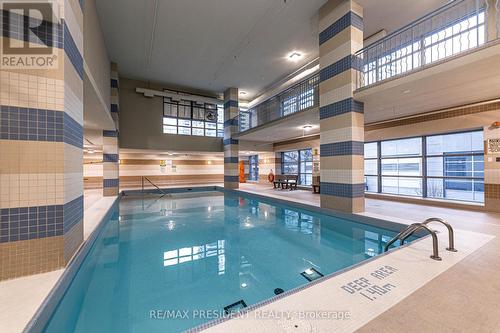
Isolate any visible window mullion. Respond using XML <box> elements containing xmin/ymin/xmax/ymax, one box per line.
<box><xmin>422</xmin><ymin>136</ymin><xmax>427</xmax><ymax>198</ymax></box>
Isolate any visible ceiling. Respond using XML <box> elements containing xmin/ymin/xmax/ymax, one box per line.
<box><xmin>95</xmin><ymin>0</ymin><xmax>448</xmax><ymax>100</ymax></box>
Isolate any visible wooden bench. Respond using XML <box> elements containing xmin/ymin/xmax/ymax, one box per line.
<box><xmin>273</xmin><ymin>174</ymin><xmax>298</xmax><ymax>190</ymax></box>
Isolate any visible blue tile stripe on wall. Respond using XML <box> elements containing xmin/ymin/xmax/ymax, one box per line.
<box><xmin>63</xmin><ymin>196</ymin><xmax>83</xmax><ymax>233</ymax></box>
<box><xmin>319</xmin><ymin>98</ymin><xmax>364</xmax><ymax>119</ymax></box>
<box><xmin>320</xmin><ymin>182</ymin><xmax>365</xmax><ymax>198</ymax></box>
<box><xmin>224</xmin><ymin>157</ymin><xmax>239</xmax><ymax>164</ymax></box>
<box><xmin>103</xmin><ymin>178</ymin><xmax>119</xmax><ymax>188</ymax></box>
<box><xmin>319</xmin><ymin>11</ymin><xmax>363</xmax><ymax>45</ymax></box>
<box><xmin>320</xmin><ymin>141</ymin><xmax>364</xmax><ymax>156</ymax></box>
<box><xmin>103</xmin><ymin>154</ymin><xmax>119</xmax><ymax>163</ymax></box>
<box><xmin>224</xmin><ymin>118</ymin><xmax>239</xmax><ymax>127</ymax></box>
<box><xmin>223</xmin><ymin>138</ymin><xmax>238</xmax><ymax>146</ymax></box>
<box><xmin>1</xmin><ymin>10</ymin><xmax>64</xmax><ymax>49</ymax></box>
<box><xmin>1</xmin><ymin>13</ymin><xmax>82</xmax><ymax>80</ymax></box>
<box><xmin>0</xmin><ymin>106</ymin><xmax>83</xmax><ymax>149</ymax></box>
<box><xmin>224</xmin><ymin>176</ymin><xmax>239</xmax><ymax>183</ymax></box>
<box><xmin>111</xmin><ymin>79</ymin><xmax>119</xmax><ymax>88</ymax></box>
<box><xmin>223</xmin><ymin>100</ymin><xmax>238</xmax><ymax>109</ymax></box>
<box><xmin>319</xmin><ymin>55</ymin><xmax>363</xmax><ymax>83</ymax></box>
<box><xmin>110</xmin><ymin>104</ymin><xmax>119</xmax><ymax>113</ymax></box>
<box><xmin>103</xmin><ymin>130</ymin><xmax>118</xmax><ymax>137</ymax></box>
<box><xmin>63</xmin><ymin>22</ymin><xmax>83</xmax><ymax>79</ymax></box>
<box><xmin>0</xmin><ymin>195</ymin><xmax>83</xmax><ymax>243</ymax></box>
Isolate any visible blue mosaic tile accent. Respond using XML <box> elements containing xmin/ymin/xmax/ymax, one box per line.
<box><xmin>224</xmin><ymin>118</ymin><xmax>239</xmax><ymax>127</ymax></box>
<box><xmin>63</xmin><ymin>196</ymin><xmax>83</xmax><ymax>234</ymax></box>
<box><xmin>320</xmin><ymin>182</ymin><xmax>365</xmax><ymax>198</ymax></box>
<box><xmin>319</xmin><ymin>98</ymin><xmax>364</xmax><ymax>119</ymax></box>
<box><xmin>110</xmin><ymin>104</ymin><xmax>119</xmax><ymax>113</ymax></box>
<box><xmin>224</xmin><ymin>100</ymin><xmax>238</xmax><ymax>109</ymax></box>
<box><xmin>63</xmin><ymin>22</ymin><xmax>83</xmax><ymax>79</ymax></box>
<box><xmin>103</xmin><ymin>154</ymin><xmax>119</xmax><ymax>163</ymax></box>
<box><xmin>79</xmin><ymin>0</ymin><xmax>84</xmax><ymax>10</ymax></box>
<box><xmin>223</xmin><ymin>138</ymin><xmax>238</xmax><ymax>146</ymax></box>
<box><xmin>111</xmin><ymin>79</ymin><xmax>119</xmax><ymax>88</ymax></box>
<box><xmin>1</xmin><ymin>10</ymin><xmax>63</xmax><ymax>49</ymax></box>
<box><xmin>224</xmin><ymin>176</ymin><xmax>239</xmax><ymax>183</ymax></box>
<box><xmin>319</xmin><ymin>55</ymin><xmax>362</xmax><ymax>83</ymax></box>
<box><xmin>319</xmin><ymin>11</ymin><xmax>363</xmax><ymax>45</ymax></box>
<box><xmin>0</xmin><ymin>196</ymin><xmax>83</xmax><ymax>243</ymax></box>
<box><xmin>0</xmin><ymin>106</ymin><xmax>82</xmax><ymax>147</ymax></box>
<box><xmin>320</xmin><ymin>141</ymin><xmax>364</xmax><ymax>156</ymax></box>
<box><xmin>103</xmin><ymin>130</ymin><xmax>118</xmax><ymax>137</ymax></box>
<box><xmin>224</xmin><ymin>157</ymin><xmax>239</xmax><ymax>164</ymax></box>
<box><xmin>63</xmin><ymin>113</ymin><xmax>83</xmax><ymax>149</ymax></box>
<box><xmin>103</xmin><ymin>178</ymin><xmax>119</xmax><ymax>188</ymax></box>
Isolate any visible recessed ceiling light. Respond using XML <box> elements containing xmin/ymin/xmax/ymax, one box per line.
<box><xmin>239</xmin><ymin>91</ymin><xmax>247</xmax><ymax>95</ymax></box>
<box><xmin>302</xmin><ymin>125</ymin><xmax>313</xmax><ymax>130</ymax></box>
<box><xmin>403</xmin><ymin>89</ymin><xmax>411</xmax><ymax>94</ymax></box>
<box><xmin>287</xmin><ymin>51</ymin><xmax>302</xmax><ymax>61</ymax></box>
<box><xmin>167</xmin><ymin>153</ymin><xmax>174</xmax><ymax>156</ymax></box>
<box><xmin>240</xmin><ymin>283</ymin><xmax>248</xmax><ymax>288</ymax></box>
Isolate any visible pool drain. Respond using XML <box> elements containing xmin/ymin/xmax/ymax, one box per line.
<box><xmin>223</xmin><ymin>299</ymin><xmax>247</xmax><ymax>315</ymax></box>
<box><xmin>274</xmin><ymin>288</ymin><xmax>284</xmax><ymax>295</ymax></box>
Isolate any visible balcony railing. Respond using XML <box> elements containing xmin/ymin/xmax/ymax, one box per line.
<box><xmin>238</xmin><ymin>74</ymin><xmax>319</xmax><ymax>132</ymax></box>
<box><xmin>355</xmin><ymin>0</ymin><xmax>500</xmax><ymax>89</ymax></box>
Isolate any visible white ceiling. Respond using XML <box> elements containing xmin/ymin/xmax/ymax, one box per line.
<box><xmin>95</xmin><ymin>0</ymin><xmax>448</xmax><ymax>100</ymax></box>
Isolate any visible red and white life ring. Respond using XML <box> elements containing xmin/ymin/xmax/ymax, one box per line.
<box><xmin>268</xmin><ymin>171</ymin><xmax>275</xmax><ymax>183</ymax></box>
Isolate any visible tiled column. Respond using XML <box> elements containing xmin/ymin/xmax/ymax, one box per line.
<box><xmin>102</xmin><ymin>130</ymin><xmax>119</xmax><ymax>196</ymax></box>
<box><xmin>110</xmin><ymin>62</ymin><xmax>120</xmax><ymax>130</ymax></box>
<box><xmin>103</xmin><ymin>63</ymin><xmax>120</xmax><ymax>196</ymax></box>
<box><xmin>318</xmin><ymin>0</ymin><xmax>364</xmax><ymax>213</ymax></box>
<box><xmin>0</xmin><ymin>0</ymin><xmax>84</xmax><ymax>280</ymax></box>
<box><xmin>223</xmin><ymin>88</ymin><xmax>239</xmax><ymax>189</ymax></box>
<box><xmin>485</xmin><ymin>126</ymin><xmax>500</xmax><ymax>212</ymax></box>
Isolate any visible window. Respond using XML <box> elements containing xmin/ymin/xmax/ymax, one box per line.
<box><xmin>163</xmin><ymin>97</ymin><xmax>224</xmax><ymax>137</ymax></box>
<box><xmin>364</xmin><ymin>130</ymin><xmax>484</xmax><ymax>203</ymax></box>
<box><xmin>363</xmin><ymin>10</ymin><xmax>485</xmax><ymax>86</ymax></box>
<box><xmin>281</xmin><ymin>148</ymin><xmax>313</xmax><ymax>186</ymax></box>
<box><xmin>248</xmin><ymin>155</ymin><xmax>259</xmax><ymax>181</ymax></box>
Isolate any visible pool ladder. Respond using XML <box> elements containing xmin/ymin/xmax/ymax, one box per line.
<box><xmin>384</xmin><ymin>218</ymin><xmax>457</xmax><ymax>261</ymax></box>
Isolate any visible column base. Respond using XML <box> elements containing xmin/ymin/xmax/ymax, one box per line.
<box><xmin>320</xmin><ymin>194</ymin><xmax>365</xmax><ymax>213</ymax></box>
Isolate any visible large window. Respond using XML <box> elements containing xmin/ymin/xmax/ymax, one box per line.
<box><xmin>281</xmin><ymin>149</ymin><xmax>313</xmax><ymax>186</ymax></box>
<box><xmin>248</xmin><ymin>155</ymin><xmax>259</xmax><ymax>181</ymax></box>
<box><xmin>363</xmin><ymin>10</ymin><xmax>485</xmax><ymax>86</ymax></box>
<box><xmin>163</xmin><ymin>98</ymin><xmax>224</xmax><ymax>137</ymax></box>
<box><xmin>364</xmin><ymin>130</ymin><xmax>484</xmax><ymax>203</ymax></box>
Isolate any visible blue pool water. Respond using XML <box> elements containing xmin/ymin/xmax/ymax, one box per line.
<box><xmin>43</xmin><ymin>191</ymin><xmax>410</xmax><ymax>333</ymax></box>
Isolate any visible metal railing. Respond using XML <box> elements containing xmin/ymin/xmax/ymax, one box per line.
<box><xmin>141</xmin><ymin>176</ymin><xmax>167</xmax><ymax>197</ymax></box>
<box><xmin>356</xmin><ymin>0</ymin><xmax>500</xmax><ymax>89</ymax></box>
<box><xmin>238</xmin><ymin>74</ymin><xmax>319</xmax><ymax>132</ymax></box>
<box><xmin>384</xmin><ymin>217</ymin><xmax>457</xmax><ymax>260</ymax></box>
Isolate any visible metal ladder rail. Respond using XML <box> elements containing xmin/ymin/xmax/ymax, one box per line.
<box><xmin>384</xmin><ymin>223</ymin><xmax>442</xmax><ymax>261</ymax></box>
<box><xmin>421</xmin><ymin>218</ymin><xmax>457</xmax><ymax>252</ymax></box>
<box><xmin>141</xmin><ymin>176</ymin><xmax>167</xmax><ymax>197</ymax></box>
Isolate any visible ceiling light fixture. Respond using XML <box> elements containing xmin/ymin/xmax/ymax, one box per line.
<box><xmin>402</xmin><ymin>89</ymin><xmax>411</xmax><ymax>94</ymax></box>
<box><xmin>287</xmin><ymin>51</ymin><xmax>302</xmax><ymax>62</ymax></box>
<box><xmin>239</xmin><ymin>91</ymin><xmax>247</xmax><ymax>95</ymax></box>
<box><xmin>302</xmin><ymin>125</ymin><xmax>313</xmax><ymax>131</ymax></box>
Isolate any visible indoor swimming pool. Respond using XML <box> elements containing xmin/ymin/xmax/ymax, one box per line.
<box><xmin>41</xmin><ymin>190</ymin><xmax>415</xmax><ymax>333</ymax></box>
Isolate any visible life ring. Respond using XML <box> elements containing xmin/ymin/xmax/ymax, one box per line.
<box><xmin>268</xmin><ymin>171</ymin><xmax>275</xmax><ymax>183</ymax></box>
